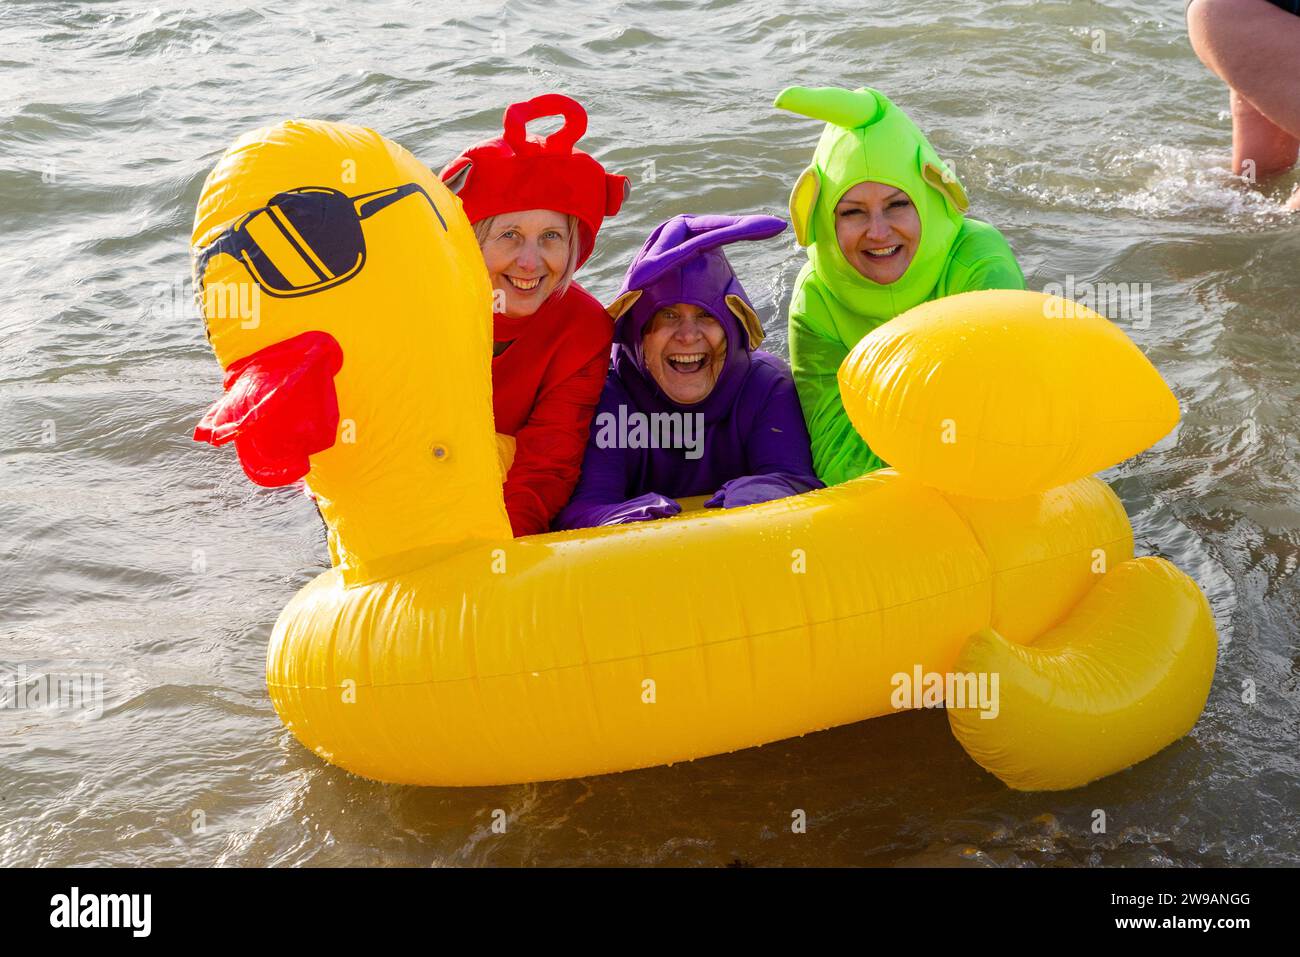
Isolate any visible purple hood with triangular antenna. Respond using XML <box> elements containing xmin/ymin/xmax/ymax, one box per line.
<box><xmin>612</xmin><ymin>213</ymin><xmax>786</xmax><ymax>424</ymax></box>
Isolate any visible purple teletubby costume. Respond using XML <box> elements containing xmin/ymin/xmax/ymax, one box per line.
<box><xmin>552</xmin><ymin>213</ymin><xmax>823</xmax><ymax>529</ymax></box>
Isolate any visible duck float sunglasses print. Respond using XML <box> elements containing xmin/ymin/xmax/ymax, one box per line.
<box><xmin>193</xmin><ymin>183</ymin><xmax>447</xmax><ymax>298</ymax></box>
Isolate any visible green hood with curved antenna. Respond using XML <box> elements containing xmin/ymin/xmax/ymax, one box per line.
<box><xmin>775</xmin><ymin>85</ymin><xmax>969</xmax><ymax>321</ymax></box>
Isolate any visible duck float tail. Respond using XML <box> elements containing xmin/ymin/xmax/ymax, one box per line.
<box><xmin>191</xmin><ymin>120</ymin><xmax>1215</xmax><ymax>789</ymax></box>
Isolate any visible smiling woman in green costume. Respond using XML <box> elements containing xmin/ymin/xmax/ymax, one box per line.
<box><xmin>776</xmin><ymin>86</ymin><xmax>1025</xmax><ymax>486</ymax></box>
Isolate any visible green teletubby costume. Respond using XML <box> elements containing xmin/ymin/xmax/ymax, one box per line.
<box><xmin>776</xmin><ymin>86</ymin><xmax>1025</xmax><ymax>487</ymax></box>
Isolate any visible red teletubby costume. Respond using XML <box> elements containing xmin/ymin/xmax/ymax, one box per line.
<box><xmin>441</xmin><ymin>94</ymin><xmax>629</xmax><ymax>536</ymax></box>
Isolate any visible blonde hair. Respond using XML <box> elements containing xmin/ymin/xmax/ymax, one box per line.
<box><xmin>472</xmin><ymin>213</ymin><xmax>582</xmax><ymax>299</ymax></box>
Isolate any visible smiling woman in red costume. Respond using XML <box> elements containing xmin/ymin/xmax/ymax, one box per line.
<box><xmin>440</xmin><ymin>94</ymin><xmax>630</xmax><ymax>536</ymax></box>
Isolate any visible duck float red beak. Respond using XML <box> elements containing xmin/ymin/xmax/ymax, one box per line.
<box><xmin>193</xmin><ymin>331</ymin><xmax>343</xmax><ymax>487</ymax></box>
<box><xmin>189</xmin><ymin>117</ymin><xmax>1215</xmax><ymax>791</ymax></box>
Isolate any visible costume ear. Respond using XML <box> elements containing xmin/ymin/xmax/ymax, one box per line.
<box><xmin>442</xmin><ymin>160</ymin><xmax>472</xmax><ymax>196</ymax></box>
<box><xmin>606</xmin><ymin>289</ymin><xmax>642</xmax><ymax>321</ymax></box>
<box><xmin>789</xmin><ymin>166</ymin><xmax>820</xmax><ymax>246</ymax></box>
<box><xmin>922</xmin><ymin>160</ymin><xmax>969</xmax><ymax>213</ymax></box>
<box><xmin>606</xmin><ymin>174</ymin><xmax>631</xmax><ymax>216</ymax></box>
<box><xmin>726</xmin><ymin>294</ymin><xmax>765</xmax><ymax>350</ymax></box>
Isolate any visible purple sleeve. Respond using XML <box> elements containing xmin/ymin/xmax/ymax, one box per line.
<box><xmin>705</xmin><ymin>358</ymin><xmax>824</xmax><ymax>509</ymax></box>
<box><xmin>552</xmin><ymin>379</ymin><xmax>682</xmax><ymax>529</ymax></box>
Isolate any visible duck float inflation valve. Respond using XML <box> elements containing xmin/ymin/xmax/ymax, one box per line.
<box><xmin>191</xmin><ymin>119</ymin><xmax>1216</xmax><ymax>790</ymax></box>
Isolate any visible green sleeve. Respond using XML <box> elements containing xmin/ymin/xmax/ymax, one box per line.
<box><xmin>788</xmin><ymin>278</ymin><xmax>887</xmax><ymax>487</ymax></box>
<box><xmin>942</xmin><ymin>219</ymin><xmax>1026</xmax><ymax>295</ymax></box>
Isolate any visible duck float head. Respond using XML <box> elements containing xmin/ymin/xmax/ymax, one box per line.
<box><xmin>192</xmin><ymin>119</ymin><xmax>509</xmax><ymax>583</ymax></box>
<box><xmin>192</xmin><ymin>120</ymin><xmax>1216</xmax><ymax>790</ymax></box>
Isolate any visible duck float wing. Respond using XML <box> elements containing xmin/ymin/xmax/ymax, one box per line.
<box><xmin>838</xmin><ymin>288</ymin><xmax>1181</xmax><ymax>500</ymax></box>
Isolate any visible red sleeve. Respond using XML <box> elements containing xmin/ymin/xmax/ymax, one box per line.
<box><xmin>502</xmin><ymin>319</ymin><xmax>611</xmax><ymax>537</ymax></box>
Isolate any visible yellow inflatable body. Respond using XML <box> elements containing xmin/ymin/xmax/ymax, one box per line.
<box><xmin>192</xmin><ymin>120</ymin><xmax>1216</xmax><ymax>790</ymax></box>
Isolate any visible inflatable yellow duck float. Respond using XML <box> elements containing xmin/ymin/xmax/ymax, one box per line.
<box><xmin>190</xmin><ymin>120</ymin><xmax>1216</xmax><ymax>790</ymax></box>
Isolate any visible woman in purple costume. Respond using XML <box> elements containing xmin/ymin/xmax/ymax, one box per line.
<box><xmin>554</xmin><ymin>214</ymin><xmax>823</xmax><ymax>529</ymax></box>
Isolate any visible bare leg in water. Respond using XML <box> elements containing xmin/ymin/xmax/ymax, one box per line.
<box><xmin>1188</xmin><ymin>0</ymin><xmax>1300</xmax><ymax>209</ymax></box>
